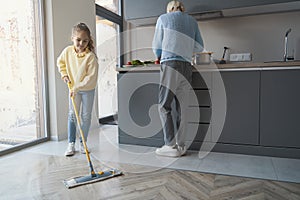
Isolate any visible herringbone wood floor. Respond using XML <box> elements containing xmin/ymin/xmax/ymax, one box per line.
<box><xmin>0</xmin><ymin>152</ymin><xmax>299</xmax><ymax>200</ymax></box>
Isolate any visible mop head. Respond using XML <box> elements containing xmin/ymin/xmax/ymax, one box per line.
<box><xmin>63</xmin><ymin>169</ymin><xmax>123</xmax><ymax>189</ymax></box>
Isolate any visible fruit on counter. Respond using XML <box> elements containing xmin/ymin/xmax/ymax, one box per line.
<box><xmin>127</xmin><ymin>61</ymin><xmax>132</xmax><ymax>65</ymax></box>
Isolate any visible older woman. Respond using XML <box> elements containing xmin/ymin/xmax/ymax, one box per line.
<box><xmin>152</xmin><ymin>0</ymin><xmax>204</xmax><ymax>157</ymax></box>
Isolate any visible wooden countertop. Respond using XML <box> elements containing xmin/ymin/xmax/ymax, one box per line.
<box><xmin>116</xmin><ymin>61</ymin><xmax>300</xmax><ymax>72</ymax></box>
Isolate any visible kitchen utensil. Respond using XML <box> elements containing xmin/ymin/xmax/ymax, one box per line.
<box><xmin>193</xmin><ymin>52</ymin><xmax>213</xmax><ymax>65</ymax></box>
<box><xmin>219</xmin><ymin>47</ymin><xmax>229</xmax><ymax>64</ymax></box>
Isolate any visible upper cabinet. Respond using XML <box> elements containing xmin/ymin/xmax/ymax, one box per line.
<box><xmin>124</xmin><ymin>0</ymin><xmax>300</xmax><ymax>25</ymax></box>
<box><xmin>183</xmin><ymin>0</ymin><xmax>299</xmax><ymax>14</ymax></box>
<box><xmin>124</xmin><ymin>0</ymin><xmax>169</xmax><ymax>20</ymax></box>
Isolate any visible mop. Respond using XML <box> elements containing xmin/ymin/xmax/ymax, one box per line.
<box><xmin>63</xmin><ymin>83</ymin><xmax>122</xmax><ymax>189</ymax></box>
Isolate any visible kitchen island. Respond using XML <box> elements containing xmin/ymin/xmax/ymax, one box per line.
<box><xmin>117</xmin><ymin>61</ymin><xmax>300</xmax><ymax>159</ymax></box>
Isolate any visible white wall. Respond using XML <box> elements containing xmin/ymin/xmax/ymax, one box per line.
<box><xmin>45</xmin><ymin>0</ymin><xmax>96</xmax><ymax>141</ymax></box>
<box><xmin>128</xmin><ymin>11</ymin><xmax>300</xmax><ymax>63</ymax></box>
<box><xmin>126</xmin><ymin>25</ymin><xmax>156</xmax><ymax>62</ymax></box>
<box><xmin>199</xmin><ymin>11</ymin><xmax>300</xmax><ymax>62</ymax></box>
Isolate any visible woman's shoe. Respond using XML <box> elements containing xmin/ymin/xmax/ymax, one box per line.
<box><xmin>177</xmin><ymin>145</ymin><xmax>187</xmax><ymax>156</ymax></box>
<box><xmin>155</xmin><ymin>145</ymin><xmax>180</xmax><ymax>157</ymax></box>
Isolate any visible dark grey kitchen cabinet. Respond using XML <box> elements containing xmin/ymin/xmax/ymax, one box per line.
<box><xmin>260</xmin><ymin>69</ymin><xmax>300</xmax><ymax>148</ymax></box>
<box><xmin>117</xmin><ymin>72</ymin><xmax>164</xmax><ymax>146</ymax></box>
<box><xmin>118</xmin><ymin>71</ymin><xmax>213</xmax><ymax>148</ymax></box>
<box><xmin>124</xmin><ymin>0</ymin><xmax>298</xmax><ymax>20</ymax></box>
<box><xmin>117</xmin><ymin>67</ymin><xmax>300</xmax><ymax>158</ymax></box>
<box><xmin>124</xmin><ymin>0</ymin><xmax>169</xmax><ymax>20</ymax></box>
<box><xmin>189</xmin><ymin>71</ymin><xmax>212</xmax><ymax>144</ymax></box>
<box><xmin>211</xmin><ymin>71</ymin><xmax>260</xmax><ymax>145</ymax></box>
<box><xmin>182</xmin><ymin>0</ymin><xmax>297</xmax><ymax>15</ymax></box>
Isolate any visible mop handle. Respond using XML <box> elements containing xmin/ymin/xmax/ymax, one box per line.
<box><xmin>67</xmin><ymin>82</ymin><xmax>96</xmax><ymax>176</ymax></box>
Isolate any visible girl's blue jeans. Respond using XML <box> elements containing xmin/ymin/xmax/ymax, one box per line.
<box><xmin>68</xmin><ymin>89</ymin><xmax>95</xmax><ymax>143</ymax></box>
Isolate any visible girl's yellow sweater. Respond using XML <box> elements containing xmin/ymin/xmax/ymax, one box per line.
<box><xmin>57</xmin><ymin>46</ymin><xmax>98</xmax><ymax>93</ymax></box>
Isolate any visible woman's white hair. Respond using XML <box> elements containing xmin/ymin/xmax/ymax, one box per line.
<box><xmin>167</xmin><ymin>0</ymin><xmax>185</xmax><ymax>13</ymax></box>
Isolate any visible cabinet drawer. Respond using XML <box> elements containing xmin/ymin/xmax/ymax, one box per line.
<box><xmin>186</xmin><ymin>123</ymin><xmax>211</xmax><ymax>142</ymax></box>
<box><xmin>192</xmin><ymin>72</ymin><xmax>212</xmax><ymax>89</ymax></box>
<box><xmin>187</xmin><ymin>107</ymin><xmax>211</xmax><ymax>123</ymax></box>
<box><xmin>189</xmin><ymin>90</ymin><xmax>211</xmax><ymax>106</ymax></box>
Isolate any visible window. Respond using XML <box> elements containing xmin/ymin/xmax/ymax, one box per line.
<box><xmin>95</xmin><ymin>0</ymin><xmax>120</xmax><ymax>15</ymax></box>
<box><xmin>0</xmin><ymin>0</ymin><xmax>47</xmax><ymax>153</ymax></box>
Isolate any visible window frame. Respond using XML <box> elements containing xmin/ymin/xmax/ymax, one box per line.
<box><xmin>96</xmin><ymin>1</ymin><xmax>124</xmax><ymax>67</ymax></box>
<box><xmin>95</xmin><ymin>1</ymin><xmax>124</xmax><ymax>122</ymax></box>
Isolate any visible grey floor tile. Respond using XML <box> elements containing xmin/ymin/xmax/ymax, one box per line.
<box><xmin>272</xmin><ymin>157</ymin><xmax>300</xmax><ymax>183</ymax></box>
<box><xmin>195</xmin><ymin>152</ymin><xmax>278</xmax><ymax>181</ymax></box>
<box><xmin>15</xmin><ymin>125</ymin><xmax>300</xmax><ymax>183</ymax></box>
<box><xmin>24</xmin><ymin>140</ymin><xmax>68</xmax><ymax>156</ymax></box>
<box><xmin>168</xmin><ymin>151</ymin><xmax>201</xmax><ymax>171</ymax></box>
<box><xmin>92</xmin><ymin>143</ymin><xmax>148</xmax><ymax>165</ymax></box>
<box><xmin>132</xmin><ymin>150</ymin><xmax>180</xmax><ymax>169</ymax></box>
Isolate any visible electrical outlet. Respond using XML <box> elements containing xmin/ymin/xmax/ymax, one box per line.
<box><xmin>230</xmin><ymin>53</ymin><xmax>252</xmax><ymax>62</ymax></box>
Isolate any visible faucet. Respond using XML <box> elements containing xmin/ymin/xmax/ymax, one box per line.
<box><xmin>283</xmin><ymin>28</ymin><xmax>291</xmax><ymax>61</ymax></box>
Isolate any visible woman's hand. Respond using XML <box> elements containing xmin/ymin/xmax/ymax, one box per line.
<box><xmin>155</xmin><ymin>58</ymin><xmax>160</xmax><ymax>64</ymax></box>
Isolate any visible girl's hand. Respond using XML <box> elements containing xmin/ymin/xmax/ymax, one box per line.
<box><xmin>63</xmin><ymin>76</ymin><xmax>70</xmax><ymax>84</ymax></box>
<box><xmin>70</xmin><ymin>90</ymin><xmax>75</xmax><ymax>98</ymax></box>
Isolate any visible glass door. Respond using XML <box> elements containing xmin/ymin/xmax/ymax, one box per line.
<box><xmin>0</xmin><ymin>0</ymin><xmax>47</xmax><ymax>153</ymax></box>
<box><xmin>96</xmin><ymin>16</ymin><xmax>119</xmax><ymax>119</ymax></box>
<box><xmin>95</xmin><ymin>2</ymin><xmax>123</xmax><ymax>123</ymax></box>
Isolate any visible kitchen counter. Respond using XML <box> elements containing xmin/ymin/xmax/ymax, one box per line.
<box><xmin>116</xmin><ymin>61</ymin><xmax>300</xmax><ymax>72</ymax></box>
<box><xmin>117</xmin><ymin>60</ymin><xmax>300</xmax><ymax>159</ymax></box>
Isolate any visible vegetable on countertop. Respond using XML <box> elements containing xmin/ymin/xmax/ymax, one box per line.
<box><xmin>143</xmin><ymin>60</ymin><xmax>155</xmax><ymax>64</ymax></box>
<box><xmin>131</xmin><ymin>59</ymin><xmax>144</xmax><ymax>65</ymax></box>
<box><xmin>126</xmin><ymin>60</ymin><xmax>157</xmax><ymax>66</ymax></box>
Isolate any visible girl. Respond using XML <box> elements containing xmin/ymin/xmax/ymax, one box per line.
<box><xmin>57</xmin><ymin>22</ymin><xmax>98</xmax><ymax>156</ymax></box>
